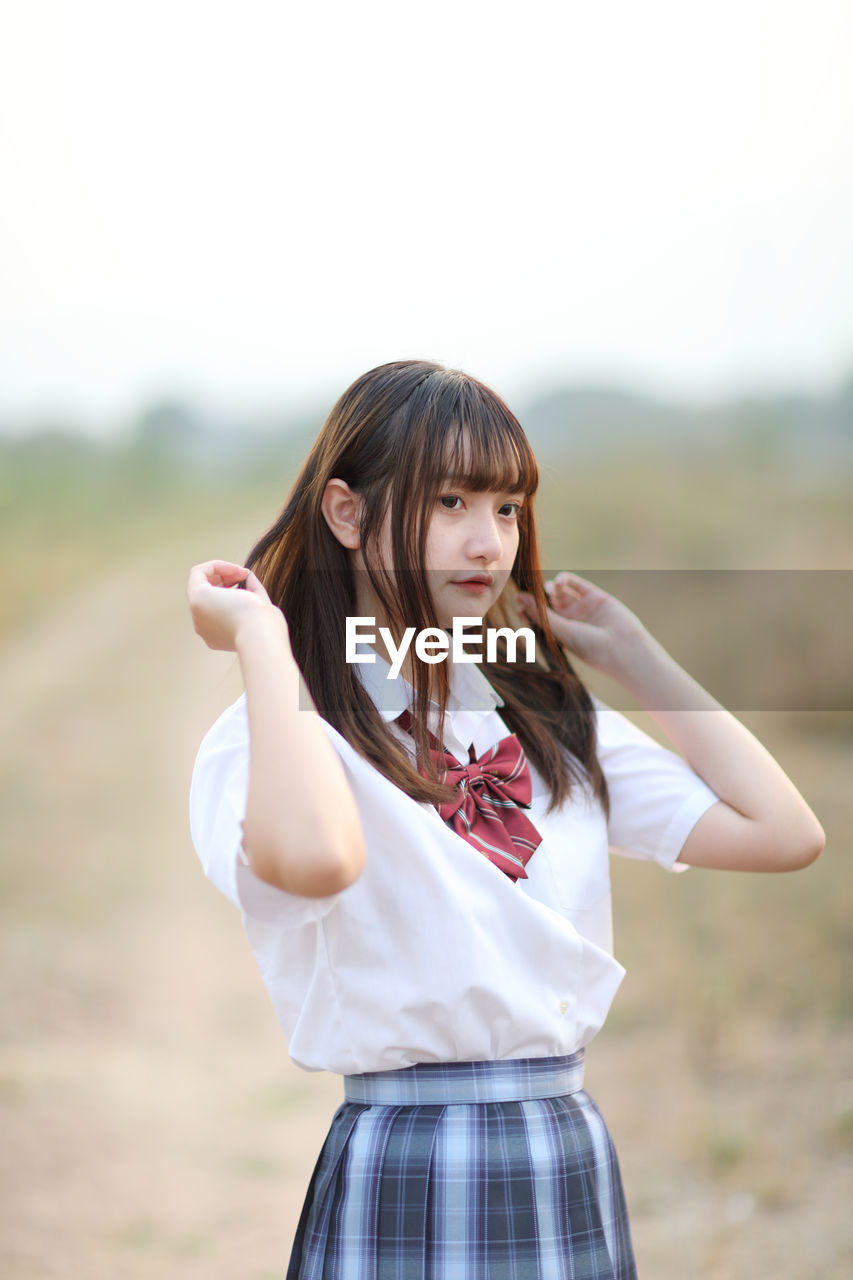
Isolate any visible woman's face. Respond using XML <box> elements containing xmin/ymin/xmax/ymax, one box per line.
<box><xmin>350</xmin><ymin>429</ymin><xmax>527</xmax><ymax>636</ymax></box>
<box><xmin>352</xmin><ymin>481</ymin><xmax>523</xmax><ymax>630</ymax></box>
<box><xmin>423</xmin><ymin>481</ymin><xmax>524</xmax><ymax>629</ymax></box>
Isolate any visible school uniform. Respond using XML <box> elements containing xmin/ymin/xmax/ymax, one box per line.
<box><xmin>190</xmin><ymin>647</ymin><xmax>719</xmax><ymax>1279</ymax></box>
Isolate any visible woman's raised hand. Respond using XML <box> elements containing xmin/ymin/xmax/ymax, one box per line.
<box><xmin>516</xmin><ymin>572</ymin><xmax>648</xmax><ymax>678</ymax></box>
<box><xmin>187</xmin><ymin>560</ymin><xmax>279</xmax><ymax>652</ymax></box>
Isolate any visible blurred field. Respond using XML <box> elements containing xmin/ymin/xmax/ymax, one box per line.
<box><xmin>1</xmin><ymin>425</ymin><xmax>851</xmax><ymax>1278</ymax></box>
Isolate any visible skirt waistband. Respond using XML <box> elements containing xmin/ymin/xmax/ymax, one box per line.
<box><xmin>343</xmin><ymin>1051</ymin><xmax>585</xmax><ymax>1105</ymax></box>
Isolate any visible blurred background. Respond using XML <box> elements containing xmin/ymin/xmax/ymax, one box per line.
<box><xmin>1</xmin><ymin>2</ymin><xmax>851</xmax><ymax>1277</ymax></box>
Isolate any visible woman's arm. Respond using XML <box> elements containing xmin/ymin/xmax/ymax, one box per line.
<box><xmin>187</xmin><ymin>561</ymin><xmax>366</xmax><ymax>897</ymax></box>
<box><xmin>517</xmin><ymin>574</ymin><xmax>825</xmax><ymax>872</ymax></box>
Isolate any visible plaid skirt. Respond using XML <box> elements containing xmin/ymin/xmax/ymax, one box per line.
<box><xmin>286</xmin><ymin>1053</ymin><xmax>636</xmax><ymax>1280</ymax></box>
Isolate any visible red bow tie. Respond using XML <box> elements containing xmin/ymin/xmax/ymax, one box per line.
<box><xmin>395</xmin><ymin>710</ymin><xmax>542</xmax><ymax>882</ymax></box>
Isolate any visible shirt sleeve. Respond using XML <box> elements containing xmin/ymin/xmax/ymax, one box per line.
<box><xmin>189</xmin><ymin>696</ymin><xmax>342</xmax><ymax>926</ymax></box>
<box><xmin>593</xmin><ymin>697</ymin><xmax>720</xmax><ymax>872</ymax></box>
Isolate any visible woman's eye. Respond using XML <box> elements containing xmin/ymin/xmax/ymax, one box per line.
<box><xmin>438</xmin><ymin>495</ymin><xmax>523</xmax><ymax>516</ymax></box>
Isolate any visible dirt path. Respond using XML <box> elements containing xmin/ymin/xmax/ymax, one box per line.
<box><xmin>1</xmin><ymin>543</ymin><xmax>850</xmax><ymax>1277</ymax></box>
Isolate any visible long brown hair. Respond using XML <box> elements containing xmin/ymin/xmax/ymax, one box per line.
<box><xmin>246</xmin><ymin>360</ymin><xmax>607</xmax><ymax>814</ymax></box>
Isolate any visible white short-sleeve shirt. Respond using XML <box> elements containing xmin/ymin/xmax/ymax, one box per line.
<box><xmin>189</xmin><ymin>651</ymin><xmax>718</xmax><ymax>1075</ymax></box>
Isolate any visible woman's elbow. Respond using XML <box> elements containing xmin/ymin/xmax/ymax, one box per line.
<box><xmin>772</xmin><ymin>815</ymin><xmax>825</xmax><ymax>871</ymax></box>
<box><xmin>244</xmin><ymin>823</ymin><xmax>367</xmax><ymax>898</ymax></box>
<box><xmin>788</xmin><ymin>819</ymin><xmax>824</xmax><ymax>870</ymax></box>
<box><xmin>304</xmin><ymin>830</ymin><xmax>367</xmax><ymax>896</ymax></box>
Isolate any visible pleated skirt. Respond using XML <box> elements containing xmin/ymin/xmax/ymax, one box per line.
<box><xmin>286</xmin><ymin>1054</ymin><xmax>637</xmax><ymax>1280</ymax></box>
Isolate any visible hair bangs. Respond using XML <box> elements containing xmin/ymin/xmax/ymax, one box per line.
<box><xmin>440</xmin><ymin>384</ymin><xmax>538</xmax><ymax>498</ymax></box>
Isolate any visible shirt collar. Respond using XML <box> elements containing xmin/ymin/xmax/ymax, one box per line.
<box><xmin>352</xmin><ymin>640</ymin><xmax>504</xmax><ymax>723</ymax></box>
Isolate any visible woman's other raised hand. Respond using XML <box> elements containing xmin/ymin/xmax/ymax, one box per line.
<box><xmin>516</xmin><ymin>572</ymin><xmax>647</xmax><ymax>680</ymax></box>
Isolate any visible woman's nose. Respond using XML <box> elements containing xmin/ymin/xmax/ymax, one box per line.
<box><xmin>464</xmin><ymin>514</ymin><xmax>504</xmax><ymax>562</ymax></box>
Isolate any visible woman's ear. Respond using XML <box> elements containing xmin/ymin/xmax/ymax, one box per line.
<box><xmin>321</xmin><ymin>478</ymin><xmax>362</xmax><ymax>550</ymax></box>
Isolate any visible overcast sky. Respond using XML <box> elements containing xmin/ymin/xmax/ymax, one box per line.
<box><xmin>1</xmin><ymin>0</ymin><xmax>852</xmax><ymax>432</ymax></box>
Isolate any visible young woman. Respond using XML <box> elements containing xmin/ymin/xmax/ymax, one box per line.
<box><xmin>187</xmin><ymin>359</ymin><xmax>823</xmax><ymax>1280</ymax></box>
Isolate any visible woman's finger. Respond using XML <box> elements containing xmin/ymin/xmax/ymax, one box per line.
<box><xmin>550</xmin><ymin>572</ymin><xmax>587</xmax><ymax>595</ymax></box>
<box><xmin>192</xmin><ymin>559</ymin><xmax>248</xmax><ymax>579</ymax></box>
<box><xmin>187</xmin><ymin>560</ymin><xmax>249</xmax><ymax>595</ymax></box>
<box><xmin>187</xmin><ymin>564</ymin><xmax>217</xmax><ymax>598</ymax></box>
<box><xmin>240</xmin><ymin>569</ymin><xmax>272</xmax><ymax>602</ymax></box>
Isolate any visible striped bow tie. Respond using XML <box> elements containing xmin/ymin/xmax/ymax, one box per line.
<box><xmin>395</xmin><ymin>710</ymin><xmax>542</xmax><ymax>882</ymax></box>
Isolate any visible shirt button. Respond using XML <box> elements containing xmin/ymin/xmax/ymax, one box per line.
<box><xmin>559</xmin><ymin>999</ymin><xmax>570</xmax><ymax>1015</ymax></box>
